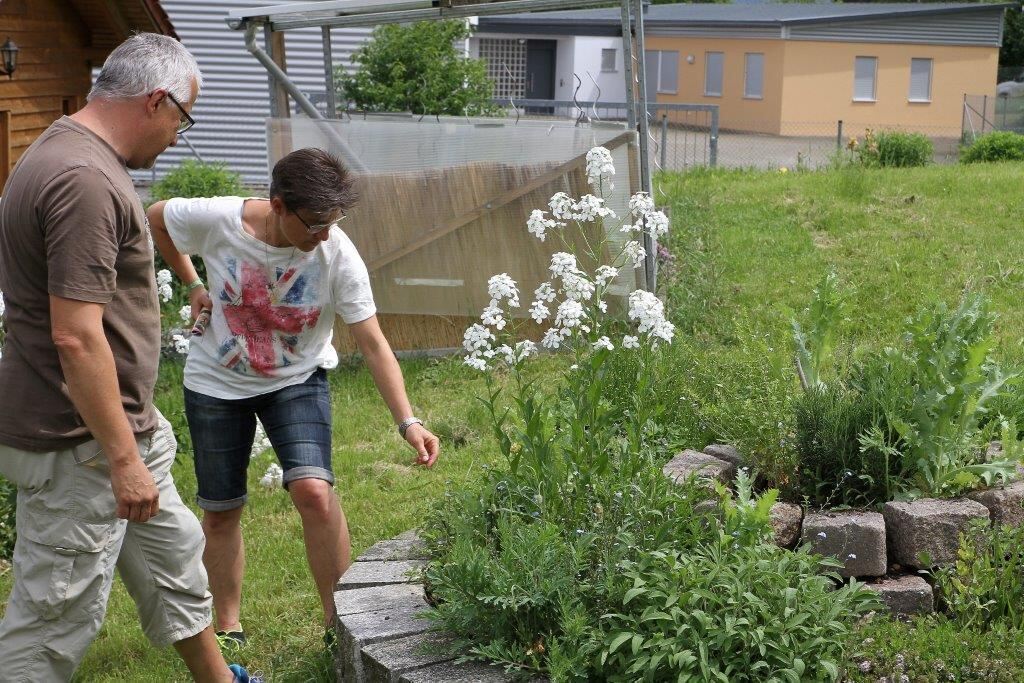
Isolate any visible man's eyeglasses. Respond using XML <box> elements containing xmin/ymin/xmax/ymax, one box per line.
<box><xmin>292</xmin><ymin>210</ymin><xmax>347</xmax><ymax>235</ymax></box>
<box><xmin>165</xmin><ymin>91</ymin><xmax>195</xmax><ymax>135</ymax></box>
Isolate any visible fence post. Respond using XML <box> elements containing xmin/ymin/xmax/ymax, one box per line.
<box><xmin>660</xmin><ymin>113</ymin><xmax>668</xmax><ymax>170</ymax></box>
<box><xmin>836</xmin><ymin>120</ymin><xmax>843</xmax><ymax>151</ymax></box>
<box><xmin>709</xmin><ymin>107</ymin><xmax>719</xmax><ymax>168</ymax></box>
<box><xmin>982</xmin><ymin>95</ymin><xmax>988</xmax><ymax>135</ymax></box>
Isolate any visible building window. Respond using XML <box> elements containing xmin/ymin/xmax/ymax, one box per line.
<box><xmin>909</xmin><ymin>57</ymin><xmax>932</xmax><ymax>102</ymax></box>
<box><xmin>705</xmin><ymin>51</ymin><xmax>724</xmax><ymax>97</ymax></box>
<box><xmin>744</xmin><ymin>53</ymin><xmax>764</xmax><ymax>99</ymax></box>
<box><xmin>644</xmin><ymin>50</ymin><xmax>679</xmax><ymax>94</ymax></box>
<box><xmin>854</xmin><ymin>56</ymin><xmax>877</xmax><ymax>102</ymax></box>
<box><xmin>479</xmin><ymin>38</ymin><xmax>526</xmax><ymax>100</ymax></box>
<box><xmin>601</xmin><ymin>48</ymin><xmax>617</xmax><ymax>72</ymax></box>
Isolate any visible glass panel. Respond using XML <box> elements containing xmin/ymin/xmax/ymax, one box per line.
<box><xmin>644</xmin><ymin>50</ymin><xmax>659</xmax><ymax>94</ymax></box>
<box><xmin>659</xmin><ymin>51</ymin><xmax>679</xmax><ymax>94</ymax></box>
<box><xmin>909</xmin><ymin>58</ymin><xmax>932</xmax><ymax>101</ymax></box>
<box><xmin>267</xmin><ymin>117</ymin><xmax>641</xmax><ymax>318</ymax></box>
<box><xmin>854</xmin><ymin>56</ymin><xmax>877</xmax><ymax>101</ymax></box>
<box><xmin>705</xmin><ymin>52</ymin><xmax>723</xmax><ymax>96</ymax></box>
<box><xmin>744</xmin><ymin>53</ymin><xmax>764</xmax><ymax>98</ymax></box>
<box><xmin>601</xmin><ymin>48</ymin><xmax>616</xmax><ymax>72</ymax></box>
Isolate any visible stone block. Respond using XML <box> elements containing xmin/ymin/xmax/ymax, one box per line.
<box><xmin>702</xmin><ymin>444</ymin><xmax>743</xmax><ymax>467</ymax></box>
<box><xmin>770</xmin><ymin>502</ymin><xmax>803</xmax><ymax>549</ymax></box>
<box><xmin>662</xmin><ymin>449</ymin><xmax>735</xmax><ymax>486</ymax></box>
<box><xmin>400</xmin><ymin>660</ymin><xmax>540</xmax><ymax>683</ymax></box>
<box><xmin>969</xmin><ymin>481</ymin><xmax>1024</xmax><ymax>527</ymax></box>
<box><xmin>338</xmin><ymin>559</ymin><xmax>426</xmax><ymax>590</ymax></box>
<box><xmin>801</xmin><ymin>511</ymin><xmax>887</xmax><ymax>577</ymax></box>
<box><xmin>362</xmin><ymin>631</ymin><xmax>456</xmax><ymax>683</ymax></box>
<box><xmin>335</xmin><ymin>583</ymin><xmax>426</xmax><ymax>618</ymax></box>
<box><xmin>883</xmin><ymin>498</ymin><xmax>990</xmax><ymax>568</ymax></box>
<box><xmin>865</xmin><ymin>575</ymin><xmax>934</xmax><ymax>616</ymax></box>
<box><xmin>357</xmin><ymin>539</ymin><xmax>429</xmax><ymax>562</ymax></box>
<box><xmin>338</xmin><ymin>601</ymin><xmax>432</xmax><ymax>682</ymax></box>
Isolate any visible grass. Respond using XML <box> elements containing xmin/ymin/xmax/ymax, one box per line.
<box><xmin>659</xmin><ymin>162</ymin><xmax>1024</xmax><ymax>364</ymax></box>
<box><xmin>4</xmin><ymin>160</ymin><xmax>1024</xmax><ymax>678</ymax></box>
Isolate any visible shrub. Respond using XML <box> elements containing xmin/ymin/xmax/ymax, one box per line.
<box><xmin>857</xmin><ymin>130</ymin><xmax>933</xmax><ymax>168</ymax></box>
<box><xmin>147</xmin><ymin>160</ymin><xmax>243</xmax><ymax>206</ymax></box>
<box><xmin>960</xmin><ymin>131</ymin><xmax>1024</xmax><ymax>164</ymax></box>
<box><xmin>598</xmin><ymin>542</ymin><xmax>878</xmax><ymax>682</ymax></box>
<box><xmin>336</xmin><ymin>20</ymin><xmax>501</xmax><ymax>116</ymax></box>
<box><xmin>931</xmin><ymin>519</ymin><xmax>1024</xmax><ymax>631</ymax></box>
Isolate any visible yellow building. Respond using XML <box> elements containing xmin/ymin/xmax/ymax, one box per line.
<box><xmin>479</xmin><ymin>2</ymin><xmax>1013</xmax><ymax>137</ymax></box>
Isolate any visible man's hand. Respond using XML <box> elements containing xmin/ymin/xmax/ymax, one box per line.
<box><xmin>406</xmin><ymin>424</ymin><xmax>440</xmax><ymax>468</ymax></box>
<box><xmin>109</xmin><ymin>456</ymin><xmax>160</xmax><ymax>522</ymax></box>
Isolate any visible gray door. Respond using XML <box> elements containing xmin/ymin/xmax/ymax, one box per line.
<box><xmin>526</xmin><ymin>40</ymin><xmax>556</xmax><ymax>113</ymax></box>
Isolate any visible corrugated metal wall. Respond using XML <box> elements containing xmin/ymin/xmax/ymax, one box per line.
<box><xmin>132</xmin><ymin>0</ymin><xmax>371</xmax><ymax>185</ymax></box>
<box><xmin>786</xmin><ymin>10</ymin><xmax>1005</xmax><ymax>47</ymax></box>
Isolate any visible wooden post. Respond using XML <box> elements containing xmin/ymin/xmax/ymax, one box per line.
<box><xmin>266</xmin><ymin>26</ymin><xmax>290</xmax><ymax>119</ymax></box>
<box><xmin>0</xmin><ymin>110</ymin><xmax>10</xmax><ymax>190</ymax></box>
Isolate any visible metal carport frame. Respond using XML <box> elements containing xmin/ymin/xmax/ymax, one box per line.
<box><xmin>225</xmin><ymin>0</ymin><xmax>656</xmax><ymax>290</ymax></box>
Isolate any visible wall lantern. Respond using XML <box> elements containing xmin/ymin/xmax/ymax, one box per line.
<box><xmin>686</xmin><ymin>54</ymin><xmax>695</xmax><ymax>65</ymax></box>
<box><xmin>0</xmin><ymin>38</ymin><xmax>19</xmax><ymax>79</ymax></box>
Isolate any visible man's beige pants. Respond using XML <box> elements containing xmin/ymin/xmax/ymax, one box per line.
<box><xmin>0</xmin><ymin>415</ymin><xmax>212</xmax><ymax>682</ymax></box>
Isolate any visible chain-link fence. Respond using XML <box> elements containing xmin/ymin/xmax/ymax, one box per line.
<box><xmin>493</xmin><ymin>99</ymin><xmax>965</xmax><ymax>171</ymax></box>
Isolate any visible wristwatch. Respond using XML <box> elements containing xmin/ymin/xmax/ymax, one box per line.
<box><xmin>398</xmin><ymin>417</ymin><xmax>423</xmax><ymax>438</ymax></box>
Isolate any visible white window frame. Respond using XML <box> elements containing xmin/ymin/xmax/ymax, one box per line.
<box><xmin>601</xmin><ymin>48</ymin><xmax>617</xmax><ymax>73</ymax></box>
<box><xmin>853</xmin><ymin>56</ymin><xmax>878</xmax><ymax>102</ymax></box>
<box><xmin>744</xmin><ymin>52</ymin><xmax>764</xmax><ymax>100</ymax></box>
<box><xmin>908</xmin><ymin>57</ymin><xmax>932</xmax><ymax>103</ymax></box>
<box><xmin>704</xmin><ymin>51</ymin><xmax>724</xmax><ymax>97</ymax></box>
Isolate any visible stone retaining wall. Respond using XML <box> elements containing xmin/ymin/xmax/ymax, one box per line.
<box><xmin>332</xmin><ymin>531</ymin><xmax>547</xmax><ymax>682</ymax></box>
<box><xmin>664</xmin><ymin>443</ymin><xmax>1023</xmax><ymax>617</ymax></box>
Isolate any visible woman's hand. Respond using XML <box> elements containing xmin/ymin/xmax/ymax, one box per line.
<box><xmin>405</xmin><ymin>423</ymin><xmax>440</xmax><ymax>468</ymax></box>
<box><xmin>188</xmin><ymin>286</ymin><xmax>212</xmax><ymax>322</ymax></box>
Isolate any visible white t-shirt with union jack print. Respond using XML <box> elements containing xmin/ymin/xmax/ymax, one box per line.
<box><xmin>163</xmin><ymin>196</ymin><xmax>376</xmax><ymax>400</ymax></box>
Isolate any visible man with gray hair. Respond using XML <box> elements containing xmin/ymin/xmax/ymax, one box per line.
<box><xmin>0</xmin><ymin>33</ymin><xmax>256</xmax><ymax>682</ymax></box>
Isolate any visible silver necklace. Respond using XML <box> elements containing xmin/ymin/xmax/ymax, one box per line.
<box><xmin>263</xmin><ymin>209</ymin><xmax>299</xmax><ymax>304</ymax></box>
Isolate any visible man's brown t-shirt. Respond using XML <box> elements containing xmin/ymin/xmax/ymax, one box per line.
<box><xmin>0</xmin><ymin>117</ymin><xmax>160</xmax><ymax>451</ymax></box>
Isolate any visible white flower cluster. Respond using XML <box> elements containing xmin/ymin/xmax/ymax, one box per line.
<box><xmin>586</xmin><ymin>146</ymin><xmax>615</xmax><ymax>190</ymax></box>
<box><xmin>250</xmin><ymin>419</ymin><xmax>272</xmax><ymax>459</ymax></box>
<box><xmin>179</xmin><ymin>305</ymin><xmax>192</xmax><ymax>323</ymax></box>
<box><xmin>259</xmin><ymin>463</ymin><xmax>283</xmax><ymax>489</ymax></box>
<box><xmin>624</xmin><ymin>241</ymin><xmax>646</xmax><ymax>269</ymax></box>
<box><xmin>627</xmin><ymin>290</ymin><xmax>675</xmax><ymax>347</ymax></box>
<box><xmin>156</xmin><ymin>269</ymin><xmax>173</xmax><ymax>303</ymax></box>
<box><xmin>623</xmin><ymin>193</ymin><xmax>669</xmax><ymax>238</ymax></box>
<box><xmin>548</xmin><ymin>192</ymin><xmax>615</xmax><ymax>223</ymax></box>
<box><xmin>526</xmin><ymin>209</ymin><xmax>563</xmax><ymax>242</ymax></box>
<box><xmin>463</xmin><ymin>323</ymin><xmax>496</xmax><ymax>371</ymax></box>
<box><xmin>0</xmin><ymin>290</ymin><xmax>5</xmax><ymax>317</ymax></box>
<box><xmin>171</xmin><ymin>333</ymin><xmax>190</xmax><ymax>356</ymax></box>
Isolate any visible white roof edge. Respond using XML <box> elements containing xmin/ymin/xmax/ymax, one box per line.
<box><xmin>227</xmin><ymin>0</ymin><xmax>431</xmax><ymax>21</ymax></box>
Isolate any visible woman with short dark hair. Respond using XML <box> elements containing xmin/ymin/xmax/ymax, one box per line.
<box><xmin>148</xmin><ymin>147</ymin><xmax>439</xmax><ymax>646</ymax></box>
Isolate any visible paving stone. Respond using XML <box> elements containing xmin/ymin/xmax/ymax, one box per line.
<box><xmin>662</xmin><ymin>449</ymin><xmax>735</xmax><ymax>486</ymax></box>
<box><xmin>702</xmin><ymin>443</ymin><xmax>743</xmax><ymax>467</ymax></box>
<box><xmin>338</xmin><ymin>601</ymin><xmax>432</xmax><ymax>682</ymax></box>
<box><xmin>770</xmin><ymin>502</ymin><xmax>803</xmax><ymax>549</ymax></box>
<box><xmin>394</xmin><ymin>529</ymin><xmax>422</xmax><ymax>542</ymax></box>
<box><xmin>884</xmin><ymin>498</ymin><xmax>990</xmax><ymax>568</ymax></box>
<box><xmin>338</xmin><ymin>559</ymin><xmax>426</xmax><ymax>590</ymax></box>
<box><xmin>399</xmin><ymin>660</ymin><xmax>538</xmax><ymax>683</ymax></box>
<box><xmin>357</xmin><ymin>539</ymin><xmax>429</xmax><ymax>562</ymax></box>
<box><xmin>969</xmin><ymin>481</ymin><xmax>1024</xmax><ymax>527</ymax></box>
<box><xmin>335</xmin><ymin>583</ymin><xmax>427</xmax><ymax>617</ymax></box>
<box><xmin>801</xmin><ymin>511</ymin><xmax>887</xmax><ymax>577</ymax></box>
<box><xmin>865</xmin><ymin>575</ymin><xmax>934</xmax><ymax>616</ymax></box>
<box><xmin>362</xmin><ymin>631</ymin><xmax>456</xmax><ymax>683</ymax></box>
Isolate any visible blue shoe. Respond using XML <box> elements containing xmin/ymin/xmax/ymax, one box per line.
<box><xmin>228</xmin><ymin>664</ymin><xmax>264</xmax><ymax>683</ymax></box>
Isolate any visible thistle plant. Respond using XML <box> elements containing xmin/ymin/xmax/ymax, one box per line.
<box><xmin>462</xmin><ymin>146</ymin><xmax>675</xmax><ymax>518</ymax></box>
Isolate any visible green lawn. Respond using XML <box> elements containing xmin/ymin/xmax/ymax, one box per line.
<box><xmin>3</xmin><ymin>160</ymin><xmax>1024</xmax><ymax>679</ymax></box>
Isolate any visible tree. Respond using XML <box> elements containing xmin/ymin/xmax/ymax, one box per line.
<box><xmin>335</xmin><ymin>20</ymin><xmax>501</xmax><ymax>116</ymax></box>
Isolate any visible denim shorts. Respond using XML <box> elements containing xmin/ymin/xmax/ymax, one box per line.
<box><xmin>184</xmin><ymin>368</ymin><xmax>333</xmax><ymax>511</ymax></box>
